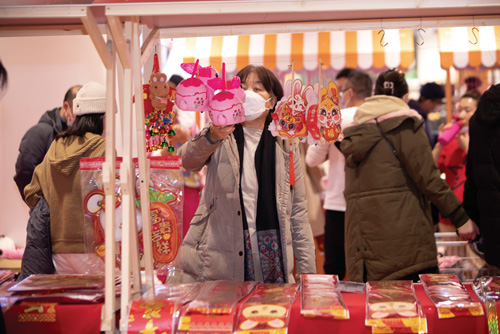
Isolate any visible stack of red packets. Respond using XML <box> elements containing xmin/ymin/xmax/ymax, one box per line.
<box><xmin>234</xmin><ymin>283</ymin><xmax>299</xmax><ymax>334</ymax></box>
<box><xmin>420</xmin><ymin>274</ymin><xmax>484</xmax><ymax>319</ymax></box>
<box><xmin>177</xmin><ymin>280</ymin><xmax>257</xmax><ymax>334</ymax></box>
<box><xmin>366</xmin><ymin>280</ymin><xmax>427</xmax><ymax>334</ymax></box>
<box><xmin>300</xmin><ymin>274</ymin><xmax>349</xmax><ymax>319</ymax></box>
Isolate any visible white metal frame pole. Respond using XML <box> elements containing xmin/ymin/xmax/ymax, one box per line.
<box><xmin>132</xmin><ymin>18</ymin><xmax>155</xmax><ymax>295</ymax></box>
<box><xmin>101</xmin><ymin>29</ymin><xmax>117</xmax><ymax>334</ymax></box>
<box><xmin>128</xmin><ymin>17</ymin><xmax>142</xmax><ymax>303</ymax></box>
<box><xmin>80</xmin><ymin>7</ymin><xmax>117</xmax><ymax>333</ymax></box>
<box><xmin>110</xmin><ymin>19</ymin><xmax>134</xmax><ymax>333</ymax></box>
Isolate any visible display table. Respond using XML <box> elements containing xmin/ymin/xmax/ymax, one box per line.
<box><xmin>1</xmin><ymin>282</ymin><xmax>495</xmax><ymax>334</ymax></box>
<box><xmin>289</xmin><ymin>283</ymin><xmax>489</xmax><ymax>334</ymax></box>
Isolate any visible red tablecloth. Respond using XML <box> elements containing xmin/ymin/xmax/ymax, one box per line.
<box><xmin>4</xmin><ymin>302</ymin><xmax>102</xmax><ymax>334</ymax></box>
<box><xmin>289</xmin><ymin>283</ymin><xmax>491</xmax><ymax>334</ymax></box>
<box><xmin>2</xmin><ymin>283</ymin><xmax>496</xmax><ymax>334</ymax></box>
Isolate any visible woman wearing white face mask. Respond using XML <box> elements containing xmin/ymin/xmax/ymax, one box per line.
<box><xmin>175</xmin><ymin>65</ymin><xmax>316</xmax><ymax>283</ymax></box>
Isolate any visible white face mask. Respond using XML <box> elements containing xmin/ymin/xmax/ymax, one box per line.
<box><xmin>67</xmin><ymin>115</ymin><xmax>76</xmax><ymax>127</ymax></box>
<box><xmin>66</xmin><ymin>109</ymin><xmax>76</xmax><ymax>127</ymax></box>
<box><xmin>243</xmin><ymin>90</ymin><xmax>271</xmax><ymax>121</ymax></box>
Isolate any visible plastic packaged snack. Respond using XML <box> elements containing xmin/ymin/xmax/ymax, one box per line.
<box><xmin>366</xmin><ymin>281</ymin><xmax>425</xmax><ymax>333</ymax></box>
<box><xmin>80</xmin><ymin>156</ymin><xmax>184</xmax><ymax>274</ymax></box>
<box><xmin>235</xmin><ymin>283</ymin><xmax>299</xmax><ymax>334</ymax></box>
<box><xmin>473</xmin><ymin>276</ymin><xmax>500</xmax><ymax>302</ymax></box>
<box><xmin>472</xmin><ymin>276</ymin><xmax>499</xmax><ymax>334</ymax></box>
<box><xmin>300</xmin><ymin>274</ymin><xmax>349</xmax><ymax>319</ymax></box>
<box><xmin>177</xmin><ymin>280</ymin><xmax>257</xmax><ymax>333</ymax></box>
<box><xmin>370</xmin><ymin>302</ymin><xmax>427</xmax><ymax>334</ymax></box>
<box><xmin>420</xmin><ymin>274</ymin><xmax>484</xmax><ymax>318</ymax></box>
<box><xmin>7</xmin><ymin>274</ymin><xmax>117</xmax><ymax>304</ymax></box>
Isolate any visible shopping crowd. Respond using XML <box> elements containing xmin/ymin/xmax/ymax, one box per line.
<box><xmin>12</xmin><ymin>63</ymin><xmax>500</xmax><ymax>284</ymax></box>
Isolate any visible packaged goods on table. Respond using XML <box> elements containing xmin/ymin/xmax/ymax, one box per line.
<box><xmin>235</xmin><ymin>283</ymin><xmax>299</xmax><ymax>334</ymax></box>
<box><xmin>177</xmin><ymin>280</ymin><xmax>257</xmax><ymax>334</ymax></box>
<box><xmin>366</xmin><ymin>280</ymin><xmax>427</xmax><ymax>334</ymax></box>
<box><xmin>420</xmin><ymin>274</ymin><xmax>484</xmax><ymax>319</ymax></box>
<box><xmin>300</xmin><ymin>274</ymin><xmax>349</xmax><ymax>319</ymax></box>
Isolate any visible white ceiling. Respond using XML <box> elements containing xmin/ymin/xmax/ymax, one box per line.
<box><xmin>0</xmin><ymin>0</ymin><xmax>499</xmax><ymax>38</ymax></box>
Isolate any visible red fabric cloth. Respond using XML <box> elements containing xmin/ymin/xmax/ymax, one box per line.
<box><xmin>289</xmin><ymin>283</ymin><xmax>490</xmax><ymax>334</ymax></box>
<box><xmin>437</xmin><ymin>137</ymin><xmax>467</xmax><ymax>226</ymax></box>
<box><xmin>4</xmin><ymin>303</ymin><xmax>102</xmax><ymax>334</ymax></box>
<box><xmin>3</xmin><ymin>283</ymin><xmax>494</xmax><ymax>334</ymax></box>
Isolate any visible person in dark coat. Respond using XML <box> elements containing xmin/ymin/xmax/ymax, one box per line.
<box><xmin>19</xmin><ymin>197</ymin><xmax>54</xmax><ymax>280</ymax></box>
<box><xmin>463</xmin><ymin>83</ymin><xmax>500</xmax><ymax>269</ymax></box>
<box><xmin>408</xmin><ymin>82</ymin><xmax>444</xmax><ymax>147</ymax></box>
<box><xmin>340</xmin><ymin>69</ymin><xmax>478</xmax><ymax>282</ymax></box>
<box><xmin>14</xmin><ymin>85</ymin><xmax>81</xmax><ymax>202</ymax></box>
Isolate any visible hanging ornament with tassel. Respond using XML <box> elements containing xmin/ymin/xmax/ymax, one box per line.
<box><xmin>143</xmin><ymin>53</ymin><xmax>177</xmax><ymax>152</ymax></box>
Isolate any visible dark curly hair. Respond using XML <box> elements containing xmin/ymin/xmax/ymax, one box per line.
<box><xmin>374</xmin><ymin>68</ymin><xmax>408</xmax><ymax>99</ymax></box>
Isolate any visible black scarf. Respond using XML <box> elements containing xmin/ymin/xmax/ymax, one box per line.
<box><xmin>234</xmin><ymin>114</ymin><xmax>285</xmax><ymax>282</ymax></box>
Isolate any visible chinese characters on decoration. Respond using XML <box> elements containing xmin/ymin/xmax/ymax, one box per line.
<box><xmin>80</xmin><ymin>156</ymin><xmax>184</xmax><ymax>273</ymax></box>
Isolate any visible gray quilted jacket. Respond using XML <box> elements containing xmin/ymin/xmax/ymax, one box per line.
<box><xmin>173</xmin><ymin>124</ymin><xmax>316</xmax><ymax>283</ymax></box>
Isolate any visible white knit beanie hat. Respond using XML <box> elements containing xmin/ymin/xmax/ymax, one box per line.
<box><xmin>73</xmin><ymin>81</ymin><xmax>106</xmax><ymax>116</ymax></box>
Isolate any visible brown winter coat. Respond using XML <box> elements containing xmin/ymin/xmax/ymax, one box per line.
<box><xmin>24</xmin><ymin>133</ymin><xmax>106</xmax><ymax>254</ymax></box>
<box><xmin>340</xmin><ymin>96</ymin><xmax>468</xmax><ymax>282</ymax></box>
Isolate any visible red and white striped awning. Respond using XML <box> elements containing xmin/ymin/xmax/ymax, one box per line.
<box><xmin>178</xmin><ymin>29</ymin><xmax>414</xmax><ymax>74</ymax></box>
<box><xmin>439</xmin><ymin>26</ymin><xmax>500</xmax><ymax>69</ymax></box>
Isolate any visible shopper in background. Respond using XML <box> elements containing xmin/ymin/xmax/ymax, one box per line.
<box><xmin>14</xmin><ymin>85</ymin><xmax>81</xmax><ymax>202</ymax></box>
<box><xmin>167</xmin><ymin>74</ymin><xmax>184</xmax><ymax>88</ymax></box>
<box><xmin>306</xmin><ymin>69</ymin><xmax>372</xmax><ymax>279</ymax></box>
<box><xmin>24</xmin><ymin>82</ymin><xmax>106</xmax><ymax>274</ymax></box>
<box><xmin>339</xmin><ymin>69</ymin><xmax>478</xmax><ymax>282</ymax></box>
<box><xmin>463</xmin><ymin>83</ymin><xmax>500</xmax><ymax>270</ymax></box>
<box><xmin>304</xmin><ymin>67</ymin><xmax>355</xmax><ymax>256</ymax></box>
<box><xmin>298</xmin><ymin>142</ymin><xmax>325</xmax><ymax>259</ymax></box>
<box><xmin>175</xmin><ymin>65</ymin><xmax>316</xmax><ymax>283</ymax></box>
<box><xmin>432</xmin><ymin>90</ymin><xmax>481</xmax><ymax>233</ymax></box>
<box><xmin>464</xmin><ymin>76</ymin><xmax>482</xmax><ymax>92</ymax></box>
<box><xmin>408</xmin><ymin>82</ymin><xmax>445</xmax><ymax>147</ymax></box>
<box><xmin>335</xmin><ymin>68</ymin><xmax>355</xmax><ymax>109</ymax></box>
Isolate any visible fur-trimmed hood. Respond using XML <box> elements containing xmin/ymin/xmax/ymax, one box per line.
<box><xmin>354</xmin><ymin>95</ymin><xmax>414</xmax><ymax>124</ymax></box>
<box><xmin>341</xmin><ymin>96</ymin><xmax>424</xmax><ymax>167</ymax></box>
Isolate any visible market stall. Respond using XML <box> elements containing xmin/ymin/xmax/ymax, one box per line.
<box><xmin>2</xmin><ymin>277</ymin><xmax>496</xmax><ymax>334</ymax></box>
<box><xmin>2</xmin><ymin>1</ymin><xmax>500</xmax><ymax>333</ymax></box>
<box><xmin>178</xmin><ymin>29</ymin><xmax>415</xmax><ymax>74</ymax></box>
<box><xmin>438</xmin><ymin>25</ymin><xmax>500</xmax><ymax>121</ymax></box>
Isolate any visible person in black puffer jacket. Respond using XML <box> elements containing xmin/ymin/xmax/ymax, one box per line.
<box><xmin>463</xmin><ymin>83</ymin><xmax>500</xmax><ymax>269</ymax></box>
<box><xmin>14</xmin><ymin>85</ymin><xmax>81</xmax><ymax>202</ymax></box>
